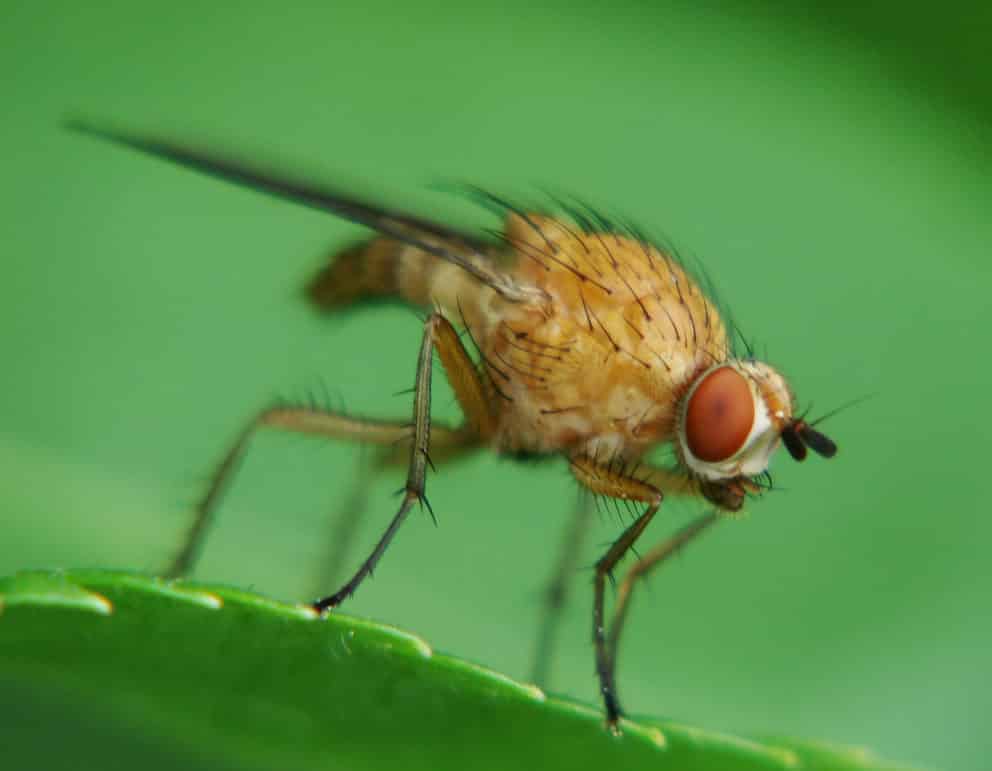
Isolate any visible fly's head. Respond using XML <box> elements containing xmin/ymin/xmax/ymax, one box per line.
<box><xmin>675</xmin><ymin>360</ymin><xmax>836</xmax><ymax>512</ymax></box>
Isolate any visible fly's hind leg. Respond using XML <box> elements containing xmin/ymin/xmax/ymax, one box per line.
<box><xmin>166</xmin><ymin>405</ymin><xmax>473</xmax><ymax>579</ymax></box>
<box><xmin>531</xmin><ymin>488</ymin><xmax>594</xmax><ymax>688</ymax></box>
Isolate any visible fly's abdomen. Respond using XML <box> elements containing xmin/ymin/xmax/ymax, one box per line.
<box><xmin>307</xmin><ymin>237</ymin><xmax>410</xmax><ymax>308</ymax></box>
<box><xmin>307</xmin><ymin>236</ymin><xmax>492</xmax><ymax>316</ymax></box>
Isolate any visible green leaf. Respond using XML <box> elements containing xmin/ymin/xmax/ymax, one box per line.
<box><xmin>0</xmin><ymin>570</ymin><xmax>912</xmax><ymax>771</ymax></box>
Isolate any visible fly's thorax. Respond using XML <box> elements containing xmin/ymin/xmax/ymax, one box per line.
<box><xmin>676</xmin><ymin>359</ymin><xmax>794</xmax><ymax>482</ymax></box>
<box><xmin>478</xmin><ymin>211</ymin><xmax>738</xmax><ymax>457</ymax></box>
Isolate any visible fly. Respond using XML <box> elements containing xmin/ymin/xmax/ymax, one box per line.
<box><xmin>67</xmin><ymin>120</ymin><xmax>837</xmax><ymax>732</ymax></box>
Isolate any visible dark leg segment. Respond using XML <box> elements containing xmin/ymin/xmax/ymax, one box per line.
<box><xmin>311</xmin><ymin>312</ymin><xmax>492</xmax><ymax>612</ymax></box>
<box><xmin>570</xmin><ymin>455</ymin><xmax>664</xmax><ymax>730</ymax></box>
<box><xmin>593</xmin><ymin>499</ymin><xmax>660</xmax><ymax>728</ymax></box>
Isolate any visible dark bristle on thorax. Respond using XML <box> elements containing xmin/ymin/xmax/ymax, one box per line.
<box><xmin>456</xmin><ymin>186</ymin><xmax>744</xmax><ymax>358</ymax></box>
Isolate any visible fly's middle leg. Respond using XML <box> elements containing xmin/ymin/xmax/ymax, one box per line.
<box><xmin>315</xmin><ymin>421</ymin><xmax>483</xmax><ymax>594</ymax></box>
<box><xmin>311</xmin><ymin>312</ymin><xmax>496</xmax><ymax>611</ymax></box>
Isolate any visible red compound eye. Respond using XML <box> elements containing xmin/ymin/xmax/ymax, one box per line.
<box><xmin>685</xmin><ymin>367</ymin><xmax>755</xmax><ymax>462</ymax></box>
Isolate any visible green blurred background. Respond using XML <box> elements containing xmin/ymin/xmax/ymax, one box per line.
<box><xmin>2</xmin><ymin>2</ymin><xmax>989</xmax><ymax>769</ymax></box>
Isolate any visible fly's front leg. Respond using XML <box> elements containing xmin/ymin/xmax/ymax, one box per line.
<box><xmin>312</xmin><ymin>312</ymin><xmax>496</xmax><ymax>612</ymax></box>
<box><xmin>570</xmin><ymin>455</ymin><xmax>664</xmax><ymax>732</ymax></box>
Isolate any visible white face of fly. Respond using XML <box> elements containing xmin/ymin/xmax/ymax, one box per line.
<box><xmin>676</xmin><ymin>360</ymin><xmax>795</xmax><ymax>482</ymax></box>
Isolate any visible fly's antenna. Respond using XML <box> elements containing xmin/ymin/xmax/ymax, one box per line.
<box><xmin>781</xmin><ymin>392</ymin><xmax>877</xmax><ymax>462</ymax></box>
<box><xmin>781</xmin><ymin>413</ymin><xmax>842</xmax><ymax>461</ymax></box>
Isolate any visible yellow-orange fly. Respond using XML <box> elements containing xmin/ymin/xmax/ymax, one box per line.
<box><xmin>69</xmin><ymin>121</ymin><xmax>837</xmax><ymax>730</ymax></box>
